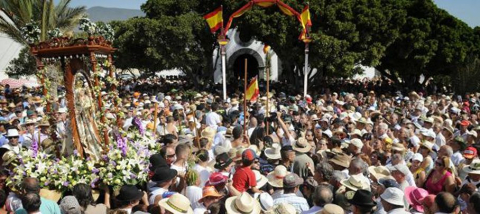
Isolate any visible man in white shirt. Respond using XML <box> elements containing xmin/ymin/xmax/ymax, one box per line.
<box><xmin>205</xmin><ymin>103</ymin><xmax>221</xmax><ymax>130</ymax></box>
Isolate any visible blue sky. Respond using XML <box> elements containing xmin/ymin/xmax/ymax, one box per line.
<box><xmin>68</xmin><ymin>0</ymin><xmax>479</xmax><ymax>27</ymax></box>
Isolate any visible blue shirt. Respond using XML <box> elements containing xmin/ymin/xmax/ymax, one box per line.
<box><xmin>15</xmin><ymin>197</ymin><xmax>61</xmax><ymax>214</ymax></box>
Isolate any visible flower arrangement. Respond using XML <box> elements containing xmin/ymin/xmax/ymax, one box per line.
<box><xmin>20</xmin><ymin>21</ymin><xmax>41</xmax><ymax>44</ymax></box>
<box><xmin>98</xmin><ymin>128</ymin><xmax>154</xmax><ymax>191</ymax></box>
<box><xmin>97</xmin><ymin>22</ymin><xmax>115</xmax><ymax>41</ymax></box>
<box><xmin>50</xmin><ymin>151</ymin><xmax>100</xmax><ymax>193</ymax></box>
<box><xmin>79</xmin><ymin>17</ymin><xmax>97</xmax><ymax>35</ymax></box>
<box><xmin>6</xmin><ymin>150</ymin><xmax>55</xmax><ymax>191</ymax></box>
<box><xmin>47</xmin><ymin>28</ymin><xmax>63</xmax><ymax>39</ymax></box>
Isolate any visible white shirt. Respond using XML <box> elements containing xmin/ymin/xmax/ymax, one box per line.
<box><xmin>193</xmin><ymin>204</ymin><xmax>206</xmax><ymax>214</ymax></box>
<box><xmin>451</xmin><ymin>151</ymin><xmax>465</xmax><ymax>167</ymax></box>
<box><xmin>205</xmin><ymin>112</ymin><xmax>221</xmax><ymax>129</ymax></box>
<box><xmin>186</xmin><ymin>186</ymin><xmax>203</xmax><ymax>209</ymax></box>
<box><xmin>148</xmin><ymin>187</ymin><xmax>167</xmax><ymax>205</ymax></box>
<box><xmin>193</xmin><ymin>164</ymin><xmax>212</xmax><ymax>188</ymax></box>
<box><xmin>302</xmin><ymin>206</ymin><xmax>323</xmax><ymax>214</ymax></box>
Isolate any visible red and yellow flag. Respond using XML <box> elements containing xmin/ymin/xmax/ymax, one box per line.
<box><xmin>204</xmin><ymin>7</ymin><xmax>223</xmax><ymax>33</ymax></box>
<box><xmin>246</xmin><ymin>77</ymin><xmax>259</xmax><ymax>102</ymax></box>
<box><xmin>299</xmin><ymin>5</ymin><xmax>312</xmax><ymax>40</ymax></box>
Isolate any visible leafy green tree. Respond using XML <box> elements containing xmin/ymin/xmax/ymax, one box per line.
<box><xmin>5</xmin><ymin>47</ymin><xmax>37</xmax><ymax>77</ymax></box>
<box><xmin>376</xmin><ymin>0</ymin><xmax>477</xmax><ymax>88</ymax></box>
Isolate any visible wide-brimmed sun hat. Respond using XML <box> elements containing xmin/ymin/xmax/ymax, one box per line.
<box><xmin>328</xmin><ymin>152</ymin><xmax>351</xmax><ymax>168</ymax></box>
<box><xmin>264</xmin><ymin>144</ymin><xmax>281</xmax><ymax>160</ymax></box>
<box><xmin>253</xmin><ymin>170</ymin><xmax>268</xmax><ymax>189</ymax></box>
<box><xmin>5</xmin><ymin>129</ymin><xmax>19</xmax><ymax>138</ymax></box>
<box><xmin>346</xmin><ymin>189</ymin><xmax>376</xmax><ymax>207</ymax></box>
<box><xmin>320</xmin><ymin>204</ymin><xmax>345</xmax><ymax>214</ymax></box>
<box><xmin>464</xmin><ymin>161</ymin><xmax>480</xmax><ymax>175</ymax></box>
<box><xmin>253</xmin><ymin>193</ymin><xmax>274</xmax><ymax>212</ymax></box>
<box><xmin>368</xmin><ymin>166</ymin><xmax>393</xmax><ymax>181</ymax></box>
<box><xmin>151</xmin><ymin>167</ymin><xmax>177</xmax><ymax>183</ymax></box>
<box><xmin>225</xmin><ymin>192</ymin><xmax>261</xmax><ymax>214</ymax></box>
<box><xmin>380</xmin><ymin>187</ymin><xmax>405</xmax><ymax>206</ymax></box>
<box><xmin>404</xmin><ymin>187</ymin><xmax>429</xmax><ymax>212</ymax></box>
<box><xmin>158</xmin><ymin>193</ymin><xmax>193</xmax><ymax>214</ymax></box>
<box><xmin>266</xmin><ymin>165</ymin><xmax>290</xmax><ymax>188</ymax></box>
<box><xmin>340</xmin><ymin>174</ymin><xmax>369</xmax><ymax>191</ymax></box>
<box><xmin>292</xmin><ymin>137</ymin><xmax>311</xmax><ymax>153</ymax></box>
<box><xmin>198</xmin><ymin>186</ymin><xmax>223</xmax><ymax>203</ymax></box>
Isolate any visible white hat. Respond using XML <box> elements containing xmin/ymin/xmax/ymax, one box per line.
<box><xmin>5</xmin><ymin>129</ymin><xmax>19</xmax><ymax>138</ymax></box>
<box><xmin>158</xmin><ymin>193</ymin><xmax>193</xmax><ymax>214</ymax></box>
<box><xmin>421</xmin><ymin>129</ymin><xmax>436</xmax><ymax>139</ymax></box>
<box><xmin>173</xmin><ymin>104</ymin><xmax>183</xmax><ymax>110</ymax></box>
<box><xmin>267</xmin><ymin>165</ymin><xmax>290</xmax><ymax>188</ymax></box>
<box><xmin>380</xmin><ymin>187</ymin><xmax>405</xmax><ymax>206</ymax></box>
<box><xmin>165</xmin><ymin>96</ymin><xmax>172</xmax><ymax>101</ymax></box>
<box><xmin>411</xmin><ymin>153</ymin><xmax>424</xmax><ymax>162</ymax></box>
<box><xmin>463</xmin><ymin>161</ymin><xmax>480</xmax><ymax>175</ymax></box>
<box><xmin>225</xmin><ymin>192</ymin><xmax>261</xmax><ymax>214</ymax></box>
<box><xmin>253</xmin><ymin>170</ymin><xmax>267</xmax><ymax>189</ymax></box>
<box><xmin>388</xmin><ymin>164</ymin><xmax>410</xmax><ymax>176</ymax></box>
<box><xmin>158</xmin><ymin>102</ymin><xmax>165</xmax><ymax>108</ymax></box>
<box><xmin>253</xmin><ymin>193</ymin><xmax>273</xmax><ymax>212</ymax></box>
<box><xmin>350</xmin><ymin>138</ymin><xmax>364</xmax><ymax>150</ymax></box>
<box><xmin>264</xmin><ymin>144</ymin><xmax>281</xmax><ymax>160</ymax></box>
<box><xmin>368</xmin><ymin>166</ymin><xmax>393</xmax><ymax>180</ymax></box>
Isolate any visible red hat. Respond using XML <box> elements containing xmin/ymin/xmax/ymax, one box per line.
<box><xmin>205</xmin><ymin>172</ymin><xmax>228</xmax><ymax>186</ymax></box>
<box><xmin>460</xmin><ymin>120</ymin><xmax>470</xmax><ymax>126</ymax></box>
<box><xmin>464</xmin><ymin>147</ymin><xmax>477</xmax><ymax>159</ymax></box>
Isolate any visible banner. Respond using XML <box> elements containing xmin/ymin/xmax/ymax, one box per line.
<box><xmin>204</xmin><ymin>7</ymin><xmax>223</xmax><ymax>33</ymax></box>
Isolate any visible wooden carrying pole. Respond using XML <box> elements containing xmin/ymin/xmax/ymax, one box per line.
<box><xmin>243</xmin><ymin>58</ymin><xmax>247</xmax><ymax>135</ymax></box>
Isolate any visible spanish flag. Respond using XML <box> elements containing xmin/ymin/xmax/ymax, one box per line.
<box><xmin>246</xmin><ymin>77</ymin><xmax>259</xmax><ymax>102</ymax></box>
<box><xmin>204</xmin><ymin>7</ymin><xmax>223</xmax><ymax>33</ymax></box>
<box><xmin>299</xmin><ymin>5</ymin><xmax>312</xmax><ymax>40</ymax></box>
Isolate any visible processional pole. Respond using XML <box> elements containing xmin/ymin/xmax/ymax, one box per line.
<box><xmin>243</xmin><ymin>59</ymin><xmax>248</xmax><ymax>137</ymax></box>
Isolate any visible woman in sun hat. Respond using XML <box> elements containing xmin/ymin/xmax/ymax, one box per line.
<box><xmin>404</xmin><ymin>186</ymin><xmax>429</xmax><ymax>214</ymax></box>
<box><xmin>158</xmin><ymin>193</ymin><xmax>193</xmax><ymax>214</ymax></box>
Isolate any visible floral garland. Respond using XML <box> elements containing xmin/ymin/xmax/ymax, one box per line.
<box><xmin>20</xmin><ymin>21</ymin><xmax>41</xmax><ymax>44</ymax></box>
<box><xmin>47</xmin><ymin>28</ymin><xmax>63</xmax><ymax>39</ymax></box>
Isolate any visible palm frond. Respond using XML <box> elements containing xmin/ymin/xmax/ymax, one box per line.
<box><xmin>55</xmin><ymin>5</ymin><xmax>86</xmax><ymax>32</ymax></box>
<box><xmin>0</xmin><ymin>19</ymin><xmax>26</xmax><ymax>44</ymax></box>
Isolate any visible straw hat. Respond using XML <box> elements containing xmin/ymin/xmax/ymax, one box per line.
<box><xmin>158</xmin><ymin>193</ymin><xmax>193</xmax><ymax>214</ymax></box>
<box><xmin>266</xmin><ymin>165</ymin><xmax>290</xmax><ymax>188</ymax></box>
<box><xmin>320</xmin><ymin>204</ymin><xmax>345</xmax><ymax>214</ymax></box>
<box><xmin>37</xmin><ymin>119</ymin><xmax>50</xmax><ymax>127</ymax></box>
<box><xmin>292</xmin><ymin>138</ymin><xmax>311</xmax><ymax>153</ymax></box>
<box><xmin>31</xmin><ymin>96</ymin><xmax>43</xmax><ymax>104</ymax></box>
<box><xmin>253</xmin><ymin>170</ymin><xmax>268</xmax><ymax>189</ymax></box>
<box><xmin>201</xmin><ymin>127</ymin><xmax>216</xmax><ymax>141</ymax></box>
<box><xmin>2</xmin><ymin>151</ymin><xmax>16</xmax><ymax>166</ymax></box>
<box><xmin>265</xmin><ymin>203</ymin><xmax>296</xmax><ymax>214</ymax></box>
<box><xmin>225</xmin><ymin>192</ymin><xmax>261</xmax><ymax>214</ymax></box>
<box><xmin>368</xmin><ymin>166</ymin><xmax>394</xmax><ymax>180</ymax></box>
<box><xmin>340</xmin><ymin>174</ymin><xmax>369</xmax><ymax>191</ymax></box>
<box><xmin>420</xmin><ymin>141</ymin><xmax>434</xmax><ymax>152</ymax></box>
<box><xmin>391</xmin><ymin>143</ymin><xmax>406</xmax><ymax>152</ymax></box>
<box><xmin>328</xmin><ymin>153</ymin><xmax>351</xmax><ymax>168</ymax></box>
<box><xmin>463</xmin><ymin>161</ymin><xmax>480</xmax><ymax>175</ymax></box>
<box><xmin>349</xmin><ymin>129</ymin><xmax>362</xmax><ymax>138</ymax></box>
<box><xmin>264</xmin><ymin>144</ymin><xmax>281</xmax><ymax>160</ymax></box>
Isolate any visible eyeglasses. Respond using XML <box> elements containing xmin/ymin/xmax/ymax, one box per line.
<box><xmin>435</xmin><ymin>161</ymin><xmax>444</xmax><ymax>167</ymax></box>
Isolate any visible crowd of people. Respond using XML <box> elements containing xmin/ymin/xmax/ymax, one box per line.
<box><xmin>0</xmin><ymin>76</ymin><xmax>479</xmax><ymax>214</ymax></box>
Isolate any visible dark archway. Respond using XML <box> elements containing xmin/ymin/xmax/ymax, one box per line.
<box><xmin>233</xmin><ymin>54</ymin><xmax>259</xmax><ymax>80</ymax></box>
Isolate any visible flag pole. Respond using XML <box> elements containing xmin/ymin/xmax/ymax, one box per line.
<box><xmin>153</xmin><ymin>102</ymin><xmax>158</xmax><ymax>137</ymax></box>
<box><xmin>264</xmin><ymin>46</ymin><xmax>270</xmax><ymax>135</ymax></box>
<box><xmin>243</xmin><ymin>58</ymin><xmax>248</xmax><ymax>135</ymax></box>
<box><xmin>219</xmin><ymin>5</ymin><xmax>228</xmax><ymax>101</ymax></box>
<box><xmin>303</xmin><ymin>42</ymin><xmax>309</xmax><ymax>98</ymax></box>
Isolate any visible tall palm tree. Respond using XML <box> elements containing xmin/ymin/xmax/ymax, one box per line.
<box><xmin>0</xmin><ymin>0</ymin><xmax>86</xmax><ymax>44</ymax></box>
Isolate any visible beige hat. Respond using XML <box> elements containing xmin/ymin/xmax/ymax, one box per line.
<box><xmin>319</xmin><ymin>204</ymin><xmax>344</xmax><ymax>214</ymax></box>
<box><xmin>265</xmin><ymin>203</ymin><xmax>296</xmax><ymax>214</ymax></box>
<box><xmin>463</xmin><ymin>161</ymin><xmax>480</xmax><ymax>175</ymax></box>
<box><xmin>368</xmin><ymin>166</ymin><xmax>394</xmax><ymax>180</ymax></box>
<box><xmin>266</xmin><ymin>165</ymin><xmax>290</xmax><ymax>188</ymax></box>
<box><xmin>292</xmin><ymin>138</ymin><xmax>311</xmax><ymax>153</ymax></box>
<box><xmin>340</xmin><ymin>174</ymin><xmax>369</xmax><ymax>191</ymax></box>
<box><xmin>328</xmin><ymin>153</ymin><xmax>351</xmax><ymax>168</ymax></box>
<box><xmin>2</xmin><ymin>151</ymin><xmax>16</xmax><ymax>166</ymax></box>
<box><xmin>225</xmin><ymin>192</ymin><xmax>261</xmax><ymax>214</ymax></box>
<box><xmin>158</xmin><ymin>193</ymin><xmax>193</xmax><ymax>214</ymax></box>
<box><xmin>349</xmin><ymin>129</ymin><xmax>362</xmax><ymax>137</ymax></box>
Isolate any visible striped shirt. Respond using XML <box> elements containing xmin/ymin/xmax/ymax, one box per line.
<box><xmin>273</xmin><ymin>193</ymin><xmax>310</xmax><ymax>213</ymax></box>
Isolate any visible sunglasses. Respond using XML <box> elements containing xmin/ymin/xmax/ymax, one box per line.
<box><xmin>435</xmin><ymin>161</ymin><xmax>444</xmax><ymax>167</ymax></box>
<box><xmin>8</xmin><ymin>136</ymin><xmax>18</xmax><ymax>139</ymax></box>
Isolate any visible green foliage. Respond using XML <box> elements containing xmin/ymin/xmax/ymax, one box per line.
<box><xmin>0</xmin><ymin>0</ymin><xmax>86</xmax><ymax>44</ymax></box>
<box><xmin>5</xmin><ymin>47</ymin><xmax>37</xmax><ymax>77</ymax></box>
